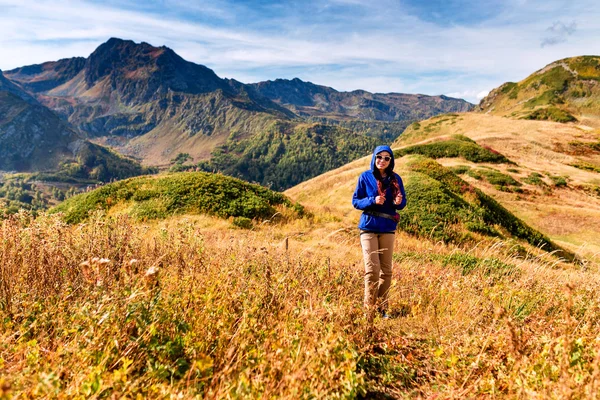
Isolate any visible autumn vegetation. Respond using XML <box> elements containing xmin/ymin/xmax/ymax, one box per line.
<box><xmin>2</xmin><ymin>148</ymin><xmax>600</xmax><ymax>397</ymax></box>
<box><xmin>1</xmin><ymin>201</ymin><xmax>600</xmax><ymax>398</ymax></box>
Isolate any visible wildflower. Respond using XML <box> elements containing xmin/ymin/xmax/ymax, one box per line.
<box><xmin>99</xmin><ymin>258</ymin><xmax>111</xmax><ymax>265</ymax></box>
<box><xmin>145</xmin><ymin>265</ymin><xmax>159</xmax><ymax>277</ymax></box>
<box><xmin>145</xmin><ymin>265</ymin><xmax>159</xmax><ymax>289</ymax></box>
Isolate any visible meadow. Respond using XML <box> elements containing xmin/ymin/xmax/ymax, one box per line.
<box><xmin>1</xmin><ymin>203</ymin><xmax>600</xmax><ymax>398</ymax></box>
<box><xmin>2</xmin><ymin>111</ymin><xmax>600</xmax><ymax>398</ymax></box>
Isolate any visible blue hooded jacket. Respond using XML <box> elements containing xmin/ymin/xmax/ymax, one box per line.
<box><xmin>352</xmin><ymin>145</ymin><xmax>407</xmax><ymax>233</ymax></box>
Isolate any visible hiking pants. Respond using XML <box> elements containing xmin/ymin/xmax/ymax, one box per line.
<box><xmin>360</xmin><ymin>232</ymin><xmax>395</xmax><ymax>310</ymax></box>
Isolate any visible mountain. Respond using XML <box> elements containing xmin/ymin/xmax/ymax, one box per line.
<box><xmin>249</xmin><ymin>77</ymin><xmax>473</xmax><ymax>122</ymax></box>
<box><xmin>4</xmin><ymin>38</ymin><xmax>296</xmax><ymax>166</ymax></box>
<box><xmin>0</xmin><ymin>70</ymin><xmax>85</xmax><ymax>171</ymax></box>
<box><xmin>0</xmin><ymin>69</ymin><xmax>153</xmax><ymax>193</ymax></box>
<box><xmin>5</xmin><ymin>57</ymin><xmax>86</xmax><ymax>93</ymax></box>
<box><xmin>5</xmin><ymin>38</ymin><xmax>473</xmax><ymax>179</ymax></box>
<box><xmin>478</xmin><ymin>56</ymin><xmax>600</xmax><ymax>126</ymax></box>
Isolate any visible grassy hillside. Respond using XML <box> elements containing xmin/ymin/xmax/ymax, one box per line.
<box><xmin>0</xmin><ymin>142</ymin><xmax>157</xmax><ymax>217</ymax></box>
<box><xmin>51</xmin><ymin>171</ymin><xmax>303</xmax><ymax>224</ymax></box>
<box><xmin>286</xmin><ymin>150</ymin><xmax>573</xmax><ymax>260</ymax></box>
<box><xmin>188</xmin><ymin>121</ymin><xmax>377</xmax><ymax>191</ymax></box>
<box><xmin>392</xmin><ymin>112</ymin><xmax>600</xmax><ymax>261</ymax></box>
<box><xmin>479</xmin><ymin>56</ymin><xmax>600</xmax><ymax>125</ymax></box>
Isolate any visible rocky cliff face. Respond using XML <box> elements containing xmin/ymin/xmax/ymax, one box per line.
<box><xmin>0</xmin><ymin>71</ymin><xmax>81</xmax><ymax>171</ymax></box>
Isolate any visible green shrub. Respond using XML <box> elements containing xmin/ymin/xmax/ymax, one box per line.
<box><xmin>523</xmin><ymin>172</ymin><xmax>546</xmax><ymax>186</ymax></box>
<box><xmin>410</xmin><ymin>122</ymin><xmax>421</xmax><ymax>130</ymax></box>
<box><xmin>523</xmin><ymin>107</ymin><xmax>577</xmax><ymax>123</ymax></box>
<box><xmin>395</xmin><ymin>136</ymin><xmax>511</xmax><ymax>164</ymax></box>
<box><xmin>449</xmin><ymin>165</ymin><xmax>471</xmax><ymax>175</ymax></box>
<box><xmin>51</xmin><ymin>172</ymin><xmax>301</xmax><ymax>224</ymax></box>
<box><xmin>549</xmin><ymin>175</ymin><xmax>568</xmax><ymax>187</ymax></box>
<box><xmin>468</xmin><ymin>168</ymin><xmax>521</xmax><ymax>191</ymax></box>
<box><xmin>232</xmin><ymin>216</ymin><xmax>253</xmax><ymax>229</ymax></box>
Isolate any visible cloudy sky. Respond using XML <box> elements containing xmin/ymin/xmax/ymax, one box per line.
<box><xmin>1</xmin><ymin>0</ymin><xmax>599</xmax><ymax>103</ymax></box>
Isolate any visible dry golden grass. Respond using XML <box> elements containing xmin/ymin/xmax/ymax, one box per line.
<box><xmin>2</xmin><ymin>204</ymin><xmax>600</xmax><ymax>398</ymax></box>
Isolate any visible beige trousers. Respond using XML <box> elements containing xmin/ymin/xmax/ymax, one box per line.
<box><xmin>360</xmin><ymin>232</ymin><xmax>395</xmax><ymax>310</ymax></box>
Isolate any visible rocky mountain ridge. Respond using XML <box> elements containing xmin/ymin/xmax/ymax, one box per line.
<box><xmin>249</xmin><ymin>77</ymin><xmax>472</xmax><ymax>121</ymax></box>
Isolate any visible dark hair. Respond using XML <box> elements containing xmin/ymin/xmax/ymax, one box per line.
<box><xmin>374</xmin><ymin>169</ymin><xmax>400</xmax><ymax>198</ymax></box>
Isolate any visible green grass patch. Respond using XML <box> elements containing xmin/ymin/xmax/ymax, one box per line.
<box><xmin>549</xmin><ymin>175</ymin><xmax>568</xmax><ymax>187</ymax></box>
<box><xmin>449</xmin><ymin>165</ymin><xmax>471</xmax><ymax>175</ymax></box>
<box><xmin>395</xmin><ymin>135</ymin><xmax>511</xmax><ymax>164</ymax></box>
<box><xmin>393</xmin><ymin>250</ymin><xmax>520</xmax><ymax>279</ymax></box>
<box><xmin>523</xmin><ymin>172</ymin><xmax>547</xmax><ymax>186</ymax></box>
<box><xmin>569</xmin><ymin>162</ymin><xmax>600</xmax><ymax>173</ymax></box>
<box><xmin>466</xmin><ymin>168</ymin><xmax>521</xmax><ymax>192</ymax></box>
<box><xmin>523</xmin><ymin>107</ymin><xmax>577</xmax><ymax>123</ymax></box>
<box><xmin>51</xmin><ymin>171</ymin><xmax>304</xmax><ymax>224</ymax></box>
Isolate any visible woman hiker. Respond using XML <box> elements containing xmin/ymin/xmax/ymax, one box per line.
<box><xmin>352</xmin><ymin>145</ymin><xmax>407</xmax><ymax>318</ymax></box>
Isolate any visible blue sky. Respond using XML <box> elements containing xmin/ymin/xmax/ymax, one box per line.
<box><xmin>1</xmin><ymin>0</ymin><xmax>599</xmax><ymax>103</ymax></box>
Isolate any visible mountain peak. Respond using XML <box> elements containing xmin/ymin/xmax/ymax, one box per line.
<box><xmin>83</xmin><ymin>38</ymin><xmax>229</xmax><ymax>99</ymax></box>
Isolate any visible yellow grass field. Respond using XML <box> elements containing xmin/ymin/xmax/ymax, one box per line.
<box><xmin>2</xmin><ymin>112</ymin><xmax>600</xmax><ymax>398</ymax></box>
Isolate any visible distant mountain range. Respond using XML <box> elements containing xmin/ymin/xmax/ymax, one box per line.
<box><xmin>1</xmin><ymin>37</ymin><xmax>472</xmax><ymax>190</ymax></box>
<box><xmin>248</xmin><ymin>78</ymin><xmax>471</xmax><ymax>121</ymax></box>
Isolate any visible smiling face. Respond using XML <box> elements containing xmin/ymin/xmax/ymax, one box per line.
<box><xmin>375</xmin><ymin>151</ymin><xmax>391</xmax><ymax>174</ymax></box>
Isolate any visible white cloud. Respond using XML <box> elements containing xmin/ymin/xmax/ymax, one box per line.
<box><xmin>1</xmin><ymin>0</ymin><xmax>600</xmax><ymax>103</ymax></box>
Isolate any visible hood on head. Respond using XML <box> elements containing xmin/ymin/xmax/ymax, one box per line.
<box><xmin>370</xmin><ymin>145</ymin><xmax>395</xmax><ymax>173</ymax></box>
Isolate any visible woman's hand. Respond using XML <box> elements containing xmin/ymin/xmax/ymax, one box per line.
<box><xmin>375</xmin><ymin>195</ymin><xmax>386</xmax><ymax>205</ymax></box>
<box><xmin>393</xmin><ymin>194</ymin><xmax>403</xmax><ymax>205</ymax></box>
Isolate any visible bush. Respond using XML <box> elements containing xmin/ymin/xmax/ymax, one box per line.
<box><xmin>523</xmin><ymin>172</ymin><xmax>546</xmax><ymax>186</ymax></box>
<box><xmin>51</xmin><ymin>172</ymin><xmax>302</xmax><ymax>224</ymax></box>
<box><xmin>449</xmin><ymin>165</ymin><xmax>471</xmax><ymax>175</ymax></box>
<box><xmin>524</xmin><ymin>107</ymin><xmax>577</xmax><ymax>123</ymax></box>
<box><xmin>395</xmin><ymin>136</ymin><xmax>511</xmax><ymax>164</ymax></box>
<box><xmin>232</xmin><ymin>216</ymin><xmax>253</xmax><ymax>229</ymax></box>
<box><xmin>549</xmin><ymin>175</ymin><xmax>568</xmax><ymax>187</ymax></box>
<box><xmin>468</xmin><ymin>168</ymin><xmax>521</xmax><ymax>191</ymax></box>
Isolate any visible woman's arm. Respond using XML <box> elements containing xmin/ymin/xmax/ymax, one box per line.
<box><xmin>352</xmin><ymin>174</ymin><xmax>375</xmax><ymax>210</ymax></box>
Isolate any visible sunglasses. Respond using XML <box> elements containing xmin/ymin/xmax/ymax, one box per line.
<box><xmin>376</xmin><ymin>155</ymin><xmax>391</xmax><ymax>162</ymax></box>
